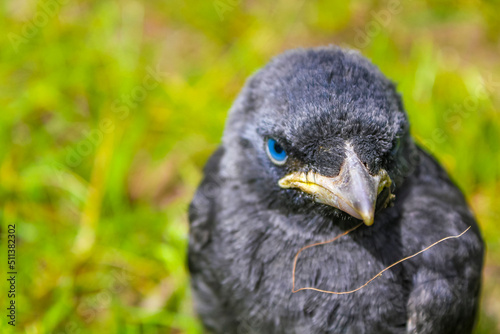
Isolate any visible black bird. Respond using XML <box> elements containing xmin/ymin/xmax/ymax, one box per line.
<box><xmin>188</xmin><ymin>46</ymin><xmax>484</xmax><ymax>334</ymax></box>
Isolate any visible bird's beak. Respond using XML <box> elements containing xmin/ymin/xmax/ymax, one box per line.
<box><xmin>278</xmin><ymin>145</ymin><xmax>392</xmax><ymax>226</ymax></box>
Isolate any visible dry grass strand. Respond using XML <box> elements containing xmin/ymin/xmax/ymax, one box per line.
<box><xmin>291</xmin><ymin>225</ymin><xmax>471</xmax><ymax>295</ymax></box>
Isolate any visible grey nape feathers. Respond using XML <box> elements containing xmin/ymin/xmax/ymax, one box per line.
<box><xmin>188</xmin><ymin>46</ymin><xmax>484</xmax><ymax>334</ymax></box>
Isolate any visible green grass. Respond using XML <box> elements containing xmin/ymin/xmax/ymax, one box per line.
<box><xmin>1</xmin><ymin>0</ymin><xmax>499</xmax><ymax>333</ymax></box>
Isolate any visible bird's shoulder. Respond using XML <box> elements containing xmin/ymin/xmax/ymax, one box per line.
<box><xmin>399</xmin><ymin>147</ymin><xmax>484</xmax><ymax>334</ymax></box>
<box><xmin>188</xmin><ymin>146</ymin><xmax>225</xmax><ymax>256</ymax></box>
<box><xmin>397</xmin><ymin>145</ymin><xmax>483</xmax><ymax>265</ymax></box>
<box><xmin>188</xmin><ymin>146</ymin><xmax>240</xmax><ymax>332</ymax></box>
<box><xmin>402</xmin><ymin>146</ymin><xmax>473</xmax><ymax>217</ymax></box>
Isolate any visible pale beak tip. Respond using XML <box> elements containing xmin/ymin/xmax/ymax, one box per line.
<box><xmin>360</xmin><ymin>212</ymin><xmax>375</xmax><ymax>226</ymax></box>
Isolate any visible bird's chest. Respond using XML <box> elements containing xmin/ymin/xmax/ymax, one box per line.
<box><xmin>216</xmin><ymin>224</ymin><xmax>408</xmax><ymax>333</ymax></box>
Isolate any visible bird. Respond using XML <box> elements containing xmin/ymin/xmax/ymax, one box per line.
<box><xmin>188</xmin><ymin>46</ymin><xmax>484</xmax><ymax>334</ymax></box>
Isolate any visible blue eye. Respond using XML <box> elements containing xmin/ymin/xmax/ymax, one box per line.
<box><xmin>266</xmin><ymin>138</ymin><xmax>287</xmax><ymax>165</ymax></box>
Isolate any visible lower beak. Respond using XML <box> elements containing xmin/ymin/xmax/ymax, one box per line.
<box><xmin>278</xmin><ymin>145</ymin><xmax>392</xmax><ymax>226</ymax></box>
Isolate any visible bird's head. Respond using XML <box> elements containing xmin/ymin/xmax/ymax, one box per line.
<box><xmin>221</xmin><ymin>47</ymin><xmax>418</xmax><ymax>227</ymax></box>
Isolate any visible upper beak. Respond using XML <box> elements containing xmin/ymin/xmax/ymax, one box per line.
<box><xmin>278</xmin><ymin>144</ymin><xmax>392</xmax><ymax>226</ymax></box>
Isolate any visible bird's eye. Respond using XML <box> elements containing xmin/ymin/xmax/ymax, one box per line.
<box><xmin>391</xmin><ymin>137</ymin><xmax>401</xmax><ymax>156</ymax></box>
<box><xmin>266</xmin><ymin>138</ymin><xmax>288</xmax><ymax>165</ymax></box>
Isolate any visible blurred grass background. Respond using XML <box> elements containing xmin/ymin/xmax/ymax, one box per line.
<box><xmin>0</xmin><ymin>0</ymin><xmax>499</xmax><ymax>333</ymax></box>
